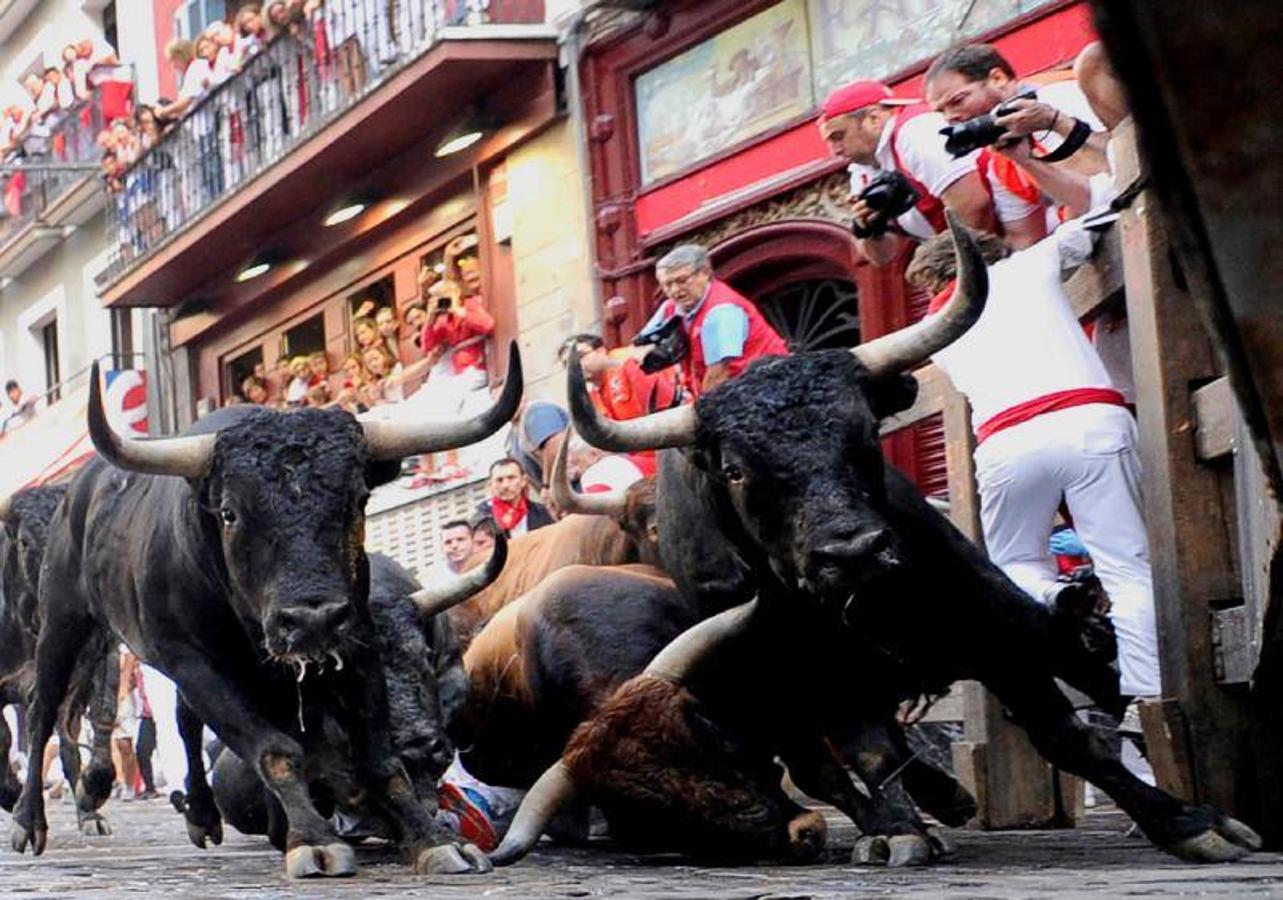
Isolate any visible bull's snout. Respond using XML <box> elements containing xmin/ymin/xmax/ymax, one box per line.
<box><xmin>807</xmin><ymin>527</ymin><xmax>902</xmax><ymax>595</ymax></box>
<box><xmin>267</xmin><ymin>598</ymin><xmax>352</xmax><ymax>656</ymax></box>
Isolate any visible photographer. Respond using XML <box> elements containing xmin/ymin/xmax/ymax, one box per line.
<box><xmin>925</xmin><ymin>45</ymin><xmax>1110</xmax><ymax>242</ymax></box>
<box><xmin>818</xmin><ymin>79</ymin><xmax>996</xmax><ymax>266</ymax></box>
<box><xmin>418</xmin><ymin>273</ymin><xmax>495</xmax><ymax>416</ymax></box>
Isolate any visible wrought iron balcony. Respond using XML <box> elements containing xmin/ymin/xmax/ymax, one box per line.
<box><xmin>0</xmin><ymin>98</ymin><xmax>110</xmax><ymax>277</ymax></box>
<box><xmin>97</xmin><ymin>0</ymin><xmax>546</xmax><ymax>290</ymax></box>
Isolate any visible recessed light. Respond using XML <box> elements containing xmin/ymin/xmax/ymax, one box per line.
<box><xmin>435</xmin><ymin>129</ymin><xmax>484</xmax><ymax>158</ymax></box>
<box><xmin>324</xmin><ymin>202</ymin><xmax>366</xmax><ymax>226</ymax></box>
<box><xmin>236</xmin><ymin>262</ymin><xmax>271</xmax><ymax>282</ymax></box>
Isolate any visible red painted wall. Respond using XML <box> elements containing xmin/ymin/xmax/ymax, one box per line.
<box><xmin>633</xmin><ymin>2</ymin><xmax>1097</xmax><ymax>235</ymax></box>
<box><xmin>152</xmin><ymin>0</ymin><xmax>187</xmax><ymax>100</ymax></box>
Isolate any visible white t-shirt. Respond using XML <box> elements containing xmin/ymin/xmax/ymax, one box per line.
<box><xmin>849</xmin><ymin>107</ymin><xmax>980</xmax><ymax>241</ymax></box>
<box><xmin>930</xmin><ymin>218</ymin><xmax>1113</xmax><ymax>427</ymax></box>
<box><xmin>179</xmin><ymin>58</ymin><xmax>212</xmax><ymax>101</ymax></box>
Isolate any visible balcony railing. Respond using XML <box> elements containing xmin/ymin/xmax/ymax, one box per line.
<box><xmin>0</xmin><ymin>98</ymin><xmax>108</xmax><ymax>250</ymax></box>
<box><xmin>98</xmin><ymin>0</ymin><xmax>546</xmax><ymax>288</ymax></box>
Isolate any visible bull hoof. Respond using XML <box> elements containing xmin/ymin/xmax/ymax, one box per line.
<box><xmin>10</xmin><ymin>822</ymin><xmax>47</xmax><ymax>856</ymax></box>
<box><xmin>1169</xmin><ymin>817</ymin><xmax>1262</xmax><ymax>863</ymax></box>
<box><xmin>887</xmin><ymin>834</ymin><xmax>932</xmax><ymax>867</ymax></box>
<box><xmin>283</xmin><ymin>842</ymin><xmax>357</xmax><ymax>878</ymax></box>
<box><xmin>927</xmin><ymin>827</ymin><xmax>956</xmax><ymax>858</ymax></box>
<box><xmin>413</xmin><ymin>842</ymin><xmax>493</xmax><ymax>875</ymax></box>
<box><xmin>851</xmin><ymin>835</ymin><xmax>890</xmax><ymax>866</ymax></box>
<box><xmin>187</xmin><ymin>819</ymin><xmax>224</xmax><ymax>849</ymax></box>
<box><xmin>78</xmin><ymin>813</ymin><xmax>112</xmax><ymax>837</ymax></box>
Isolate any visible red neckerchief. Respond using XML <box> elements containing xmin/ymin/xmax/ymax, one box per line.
<box><xmin>490</xmin><ymin>495</ymin><xmax>529</xmax><ymax>532</ymax></box>
<box><xmin>927</xmin><ymin>280</ymin><xmax>956</xmax><ymax>315</ymax></box>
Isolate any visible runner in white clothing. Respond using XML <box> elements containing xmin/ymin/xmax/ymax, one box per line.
<box><xmin>906</xmin><ymin>217</ymin><xmax>1161</xmax><ymax>699</ymax></box>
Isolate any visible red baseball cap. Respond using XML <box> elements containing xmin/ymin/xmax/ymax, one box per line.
<box><xmin>820</xmin><ymin>80</ymin><xmax>916</xmax><ymax>121</ymax></box>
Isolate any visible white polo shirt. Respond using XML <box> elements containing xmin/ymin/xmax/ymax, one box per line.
<box><xmin>848</xmin><ymin>107</ymin><xmax>980</xmax><ymax>241</ymax></box>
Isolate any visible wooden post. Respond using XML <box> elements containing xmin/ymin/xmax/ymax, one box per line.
<box><xmin>1114</xmin><ymin>121</ymin><xmax>1258</xmax><ymax>818</ymax></box>
<box><xmin>940</xmin><ymin>386</ymin><xmax>1078</xmax><ymax>828</ymax></box>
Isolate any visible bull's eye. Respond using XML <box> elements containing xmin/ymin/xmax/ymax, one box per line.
<box><xmin>722</xmin><ymin>464</ymin><xmax>745</xmax><ymax>484</ymax></box>
<box><xmin>220</xmin><ymin>506</ymin><xmax>238</xmax><ymax>526</ymax></box>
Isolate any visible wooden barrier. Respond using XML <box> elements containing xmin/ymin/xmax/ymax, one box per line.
<box><xmin>879</xmin><ymin>227</ymin><xmax>1123</xmax><ymax>829</ymax></box>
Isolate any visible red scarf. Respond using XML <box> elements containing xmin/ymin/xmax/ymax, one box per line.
<box><xmin>490</xmin><ymin>495</ymin><xmax>529</xmax><ymax>533</ymax></box>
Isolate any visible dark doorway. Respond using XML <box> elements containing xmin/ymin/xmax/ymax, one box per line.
<box><xmin>756</xmin><ymin>278</ymin><xmax>860</xmax><ymax>351</ymax></box>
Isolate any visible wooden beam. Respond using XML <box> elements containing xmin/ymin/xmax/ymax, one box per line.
<box><xmin>881</xmin><ymin>364</ymin><xmax>949</xmax><ymax>435</ymax></box>
<box><xmin>1067</xmin><ymin>228</ymin><xmax>1125</xmax><ymax>321</ymax></box>
<box><xmin>1116</xmin><ymin>122</ymin><xmax>1254</xmax><ymax>817</ymax></box>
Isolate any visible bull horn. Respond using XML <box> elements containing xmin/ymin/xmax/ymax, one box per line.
<box><xmin>0</xmin><ymin>492</ymin><xmax>12</xmax><ymax>521</ymax></box>
<box><xmin>643</xmin><ymin>597</ymin><xmax>758</xmax><ymax>685</ymax></box>
<box><xmin>409</xmin><ymin>532</ymin><xmax>508</xmax><ymax>619</ymax></box>
<box><xmin>362</xmin><ymin>342</ymin><xmax>523</xmax><ymax>460</ymax></box>
<box><xmin>851</xmin><ymin>210</ymin><xmax>988</xmax><ymax>376</ymax></box>
<box><xmin>567</xmin><ymin>352</ymin><xmax>696</xmax><ymax>453</ymax></box>
<box><xmin>489</xmin><ymin>760</ymin><xmax>578</xmax><ymax>867</ymax></box>
<box><xmin>87</xmin><ymin>361</ymin><xmax>216</xmax><ymax>479</ymax></box>
<box><xmin>550</xmin><ymin>426</ymin><xmax>628</xmax><ymax>518</ymax></box>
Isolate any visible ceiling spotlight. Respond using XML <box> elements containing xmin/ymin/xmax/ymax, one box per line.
<box><xmin>435</xmin><ymin>127</ymin><xmax>484</xmax><ymax>158</ymax></box>
<box><xmin>236</xmin><ymin>262</ymin><xmax>271</xmax><ymax>283</ymax></box>
<box><xmin>324</xmin><ymin>202</ymin><xmax>366</xmax><ymax>226</ymax></box>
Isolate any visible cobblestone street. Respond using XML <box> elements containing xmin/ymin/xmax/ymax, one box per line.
<box><xmin>3</xmin><ymin>795</ymin><xmax>1280</xmax><ymax>898</ymax></box>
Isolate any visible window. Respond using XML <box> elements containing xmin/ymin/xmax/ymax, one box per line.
<box><xmin>225</xmin><ymin>345</ymin><xmax>263</xmax><ymax>399</ymax></box>
<box><xmin>110</xmin><ymin>308</ymin><xmax>133</xmax><ymax>367</ymax></box>
<box><xmin>174</xmin><ymin>0</ymin><xmax>227</xmax><ymax>40</ymax></box>
<box><xmin>41</xmin><ymin>321</ymin><xmax>61</xmax><ymax>403</ymax></box>
<box><xmin>348</xmin><ymin>275</ymin><xmax>395</xmax><ymax>322</ymax></box>
<box><xmin>282</xmin><ymin>314</ymin><xmax>326</xmax><ymax>360</ymax></box>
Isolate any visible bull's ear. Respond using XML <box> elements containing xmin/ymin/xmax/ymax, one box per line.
<box><xmin>365</xmin><ymin>459</ymin><xmax>403</xmax><ymax>488</ymax></box>
<box><xmin>861</xmin><ymin>372</ymin><xmax>919</xmax><ymax>419</ymax></box>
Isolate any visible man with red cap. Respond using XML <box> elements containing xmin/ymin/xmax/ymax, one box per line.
<box><xmin>817</xmin><ymin>79</ymin><xmax>995</xmax><ymax>265</ymax></box>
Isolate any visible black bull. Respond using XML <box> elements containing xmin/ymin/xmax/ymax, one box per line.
<box><xmin>500</xmin><ymin>219</ymin><xmax>1261</xmax><ymax>865</ymax></box>
<box><xmin>0</xmin><ymin>486</ymin><xmax>118</xmax><ymax>837</ymax></box>
<box><xmin>9</xmin><ymin>346</ymin><xmax>523</xmax><ymax>878</ymax></box>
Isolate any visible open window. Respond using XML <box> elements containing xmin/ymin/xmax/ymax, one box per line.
<box><xmin>282</xmin><ymin>313</ymin><xmax>326</xmax><ymax>360</ymax></box>
<box><xmin>225</xmin><ymin>345</ymin><xmax>263</xmax><ymax>400</ymax></box>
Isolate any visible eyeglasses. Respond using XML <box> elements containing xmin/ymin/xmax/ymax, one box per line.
<box><xmin>657</xmin><ymin>269</ymin><xmax>702</xmax><ymax>294</ymax></box>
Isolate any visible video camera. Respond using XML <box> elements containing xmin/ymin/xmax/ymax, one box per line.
<box><xmin>850</xmin><ymin>170</ymin><xmax>920</xmax><ymax>239</ymax></box>
<box><xmin>939</xmin><ymin>89</ymin><xmax>1037</xmax><ymax>158</ymax></box>
<box><xmin>632</xmin><ymin>314</ymin><xmax>690</xmax><ymax>374</ymax></box>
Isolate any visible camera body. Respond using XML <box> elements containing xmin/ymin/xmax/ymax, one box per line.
<box><xmin>850</xmin><ymin>170</ymin><xmax>920</xmax><ymax>239</ymax></box>
<box><xmin>939</xmin><ymin>89</ymin><xmax>1037</xmax><ymax>158</ymax></box>
<box><xmin>632</xmin><ymin>314</ymin><xmax>690</xmax><ymax>374</ymax></box>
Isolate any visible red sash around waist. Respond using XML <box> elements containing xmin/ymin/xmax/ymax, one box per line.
<box><xmin>976</xmin><ymin>387</ymin><xmax>1127</xmax><ymax>445</ymax></box>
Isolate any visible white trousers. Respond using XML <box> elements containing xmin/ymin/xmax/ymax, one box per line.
<box><xmin>975</xmin><ymin>404</ymin><xmax>1162</xmax><ymax>697</ymax></box>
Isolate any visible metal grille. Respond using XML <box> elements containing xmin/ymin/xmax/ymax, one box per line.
<box><xmin>365</xmin><ymin>477</ymin><xmax>489</xmax><ymax>579</ymax></box>
<box><xmin>758</xmin><ymin>278</ymin><xmax>861</xmax><ymax>352</ymax></box>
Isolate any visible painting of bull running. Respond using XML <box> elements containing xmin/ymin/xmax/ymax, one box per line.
<box><xmin>634</xmin><ymin>0</ymin><xmax>1059</xmax><ymax>185</ymax></box>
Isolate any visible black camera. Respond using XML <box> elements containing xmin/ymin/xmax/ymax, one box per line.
<box><xmin>851</xmin><ymin>170</ymin><xmax>920</xmax><ymax>239</ymax></box>
<box><xmin>633</xmin><ymin>314</ymin><xmax>689</xmax><ymax>374</ymax></box>
<box><xmin>939</xmin><ymin>89</ymin><xmax>1037</xmax><ymax>158</ymax></box>
<box><xmin>436</xmin><ymin>296</ymin><xmax>452</xmax><ymax>311</ymax></box>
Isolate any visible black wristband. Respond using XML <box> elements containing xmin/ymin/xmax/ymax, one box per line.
<box><xmin>1032</xmin><ymin>117</ymin><xmax>1092</xmax><ymax>163</ymax></box>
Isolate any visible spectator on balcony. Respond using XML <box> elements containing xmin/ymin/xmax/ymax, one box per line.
<box><xmin>374</xmin><ymin>306</ymin><xmax>403</xmax><ymax>362</ymax></box>
<box><xmin>475</xmin><ymin>458</ymin><xmax>553</xmax><ymax>538</ymax></box>
<box><xmin>404</xmin><ymin>299</ymin><xmax>428</xmax><ymax>340</ymax></box>
<box><xmin>207</xmin><ymin>21</ymin><xmax>239</xmax><ymax>86</ymax></box>
<box><xmin>361</xmin><ymin>345</ymin><xmax>401</xmax><ymax>403</ymax></box>
<box><xmin>241</xmin><ymin>375</ymin><xmax>271</xmax><ymax>405</ymax></box>
<box><xmin>353</xmin><ymin>315</ymin><xmax>380</xmax><ymax>354</ymax></box>
<box><xmin>284</xmin><ymin>355</ymin><xmax>312</xmax><ymax>406</ymax></box>
<box><xmin>2</xmin><ymin>380</ymin><xmax>37</xmax><ymax>433</ymax></box>
<box><xmin>157</xmin><ymin>40</ymin><xmax>206</xmax><ymax>121</ymax></box>
<box><xmin>340</xmin><ymin>352</ymin><xmax>369</xmax><ymax>390</ymax></box>
<box><xmin>306</xmin><ymin>383</ymin><xmax>331</xmax><ymax>407</ymax></box>
<box><xmin>234</xmin><ymin>5</ymin><xmax>268</xmax><ymax>66</ymax></box>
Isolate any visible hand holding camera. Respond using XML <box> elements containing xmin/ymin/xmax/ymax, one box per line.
<box><xmin>939</xmin><ymin>89</ymin><xmax>1039</xmax><ymax>158</ymax></box>
<box><xmin>849</xmin><ymin>170</ymin><xmax>921</xmax><ymax>239</ymax></box>
<box><xmin>427</xmin><ymin>279</ymin><xmax>463</xmax><ymax>315</ymax></box>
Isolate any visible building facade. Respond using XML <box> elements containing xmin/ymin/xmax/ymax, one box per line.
<box><xmin>577</xmin><ymin>0</ymin><xmax>1099</xmax><ymax>494</ymax></box>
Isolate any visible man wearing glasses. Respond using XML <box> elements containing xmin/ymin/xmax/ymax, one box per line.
<box><xmin>638</xmin><ymin>244</ymin><xmax>787</xmax><ymax>398</ymax></box>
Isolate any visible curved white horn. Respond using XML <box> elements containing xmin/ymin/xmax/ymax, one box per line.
<box><xmin>489</xmin><ymin>760</ymin><xmax>577</xmax><ymax>867</ymax></box>
<box><xmin>550</xmin><ymin>426</ymin><xmax>628</xmax><ymax>518</ymax></box>
<box><xmin>409</xmin><ymin>532</ymin><xmax>508</xmax><ymax>619</ymax></box>
<box><xmin>851</xmin><ymin>210</ymin><xmax>988</xmax><ymax>376</ymax></box>
<box><xmin>567</xmin><ymin>352</ymin><xmax>696</xmax><ymax>453</ymax></box>
<box><xmin>643</xmin><ymin>597</ymin><xmax>759</xmax><ymax>685</ymax></box>
<box><xmin>88</xmin><ymin>361</ymin><xmax>216</xmax><ymax>479</ymax></box>
<box><xmin>362</xmin><ymin>342</ymin><xmax>523</xmax><ymax>460</ymax></box>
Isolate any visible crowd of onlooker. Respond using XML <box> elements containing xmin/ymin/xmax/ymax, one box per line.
<box><xmin>0</xmin><ymin>39</ymin><xmax>131</xmax><ymax>221</ymax></box>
